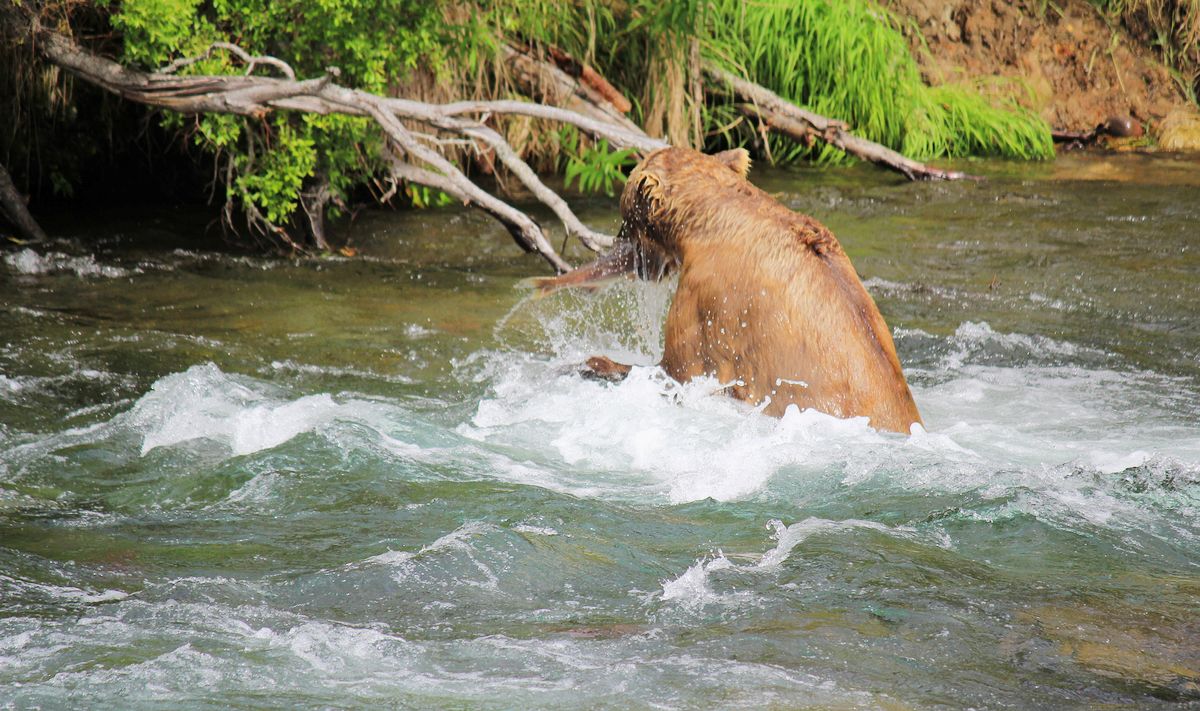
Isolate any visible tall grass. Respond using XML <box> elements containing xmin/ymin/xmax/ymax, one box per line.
<box><xmin>703</xmin><ymin>0</ymin><xmax>1054</xmax><ymax>161</ymax></box>
<box><xmin>491</xmin><ymin>0</ymin><xmax>1054</xmax><ymax>161</ymax></box>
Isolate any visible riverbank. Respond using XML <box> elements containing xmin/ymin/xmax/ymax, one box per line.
<box><xmin>888</xmin><ymin>0</ymin><xmax>1194</xmax><ymax>134</ymax></box>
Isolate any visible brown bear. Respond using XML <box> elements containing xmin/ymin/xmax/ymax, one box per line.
<box><xmin>533</xmin><ymin>146</ymin><xmax>923</xmax><ymax>434</ymax></box>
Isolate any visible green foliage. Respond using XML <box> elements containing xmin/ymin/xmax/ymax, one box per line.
<box><xmin>111</xmin><ymin>0</ymin><xmax>219</xmax><ymax>67</ymax></box>
<box><xmin>482</xmin><ymin>0</ymin><xmax>1052</xmax><ymax>163</ymax></box>
<box><xmin>98</xmin><ymin>0</ymin><xmax>1056</xmax><ymax>251</ymax></box>
<box><xmin>405</xmin><ymin>184</ymin><xmax>453</xmax><ymax>208</ymax></box>
<box><xmin>703</xmin><ymin>0</ymin><xmax>1054</xmax><ymax>162</ymax></box>
<box><xmin>560</xmin><ymin>129</ymin><xmax>636</xmax><ymax>196</ymax></box>
<box><xmin>206</xmin><ymin>0</ymin><xmax>451</xmax><ymax>90</ymax></box>
<box><xmin>113</xmin><ymin>0</ymin><xmax>454</xmax><ymax>247</ymax></box>
<box><xmin>234</xmin><ymin>119</ymin><xmax>316</xmax><ymax>223</ymax></box>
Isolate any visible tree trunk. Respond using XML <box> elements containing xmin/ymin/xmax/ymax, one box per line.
<box><xmin>0</xmin><ymin>162</ymin><xmax>47</xmax><ymax>244</ymax></box>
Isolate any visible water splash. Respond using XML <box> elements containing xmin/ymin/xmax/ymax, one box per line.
<box><xmin>4</xmin><ymin>248</ymin><xmax>133</xmax><ymax>278</ymax></box>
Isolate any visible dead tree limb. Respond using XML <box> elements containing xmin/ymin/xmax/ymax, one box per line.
<box><xmin>364</xmin><ymin>99</ymin><xmax>616</xmax><ymax>251</ymax></box>
<box><xmin>502</xmin><ymin>44</ymin><xmax>649</xmax><ymax>144</ymax></box>
<box><xmin>152</xmin><ymin>36</ymin><xmax>652</xmax><ymax>257</ymax></box>
<box><xmin>460</xmin><ymin>121</ymin><xmax>614</xmax><ymax>251</ymax></box>
<box><xmin>299</xmin><ymin>173</ymin><xmax>336</xmax><ymax>252</ymax></box>
<box><xmin>546</xmin><ymin>45</ymin><xmax>632</xmax><ymax>114</ymax></box>
<box><xmin>161</xmin><ymin>41</ymin><xmax>297</xmax><ymax>79</ymax></box>
<box><xmin>386</xmin><ymin>154</ymin><xmax>570</xmax><ymax>270</ymax></box>
<box><xmin>433</xmin><ymin>100</ymin><xmax>665</xmax><ymax>153</ymax></box>
<box><xmin>703</xmin><ymin>64</ymin><xmax>976</xmax><ymax>181</ymax></box>
<box><xmin>361</xmin><ymin>98</ymin><xmax>571</xmax><ymax>271</ymax></box>
<box><xmin>2</xmin><ymin>7</ymin><xmax>641</xmax><ymax>270</ymax></box>
<box><xmin>0</xmin><ymin>161</ymin><xmax>48</xmax><ymax>244</ymax></box>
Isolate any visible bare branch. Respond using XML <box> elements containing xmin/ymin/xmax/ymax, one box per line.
<box><xmin>354</xmin><ymin>96</ymin><xmax>570</xmax><ymax>271</ymax></box>
<box><xmin>299</xmin><ymin>174</ymin><xmax>333</xmax><ymax>252</ymax></box>
<box><xmin>387</xmin><ymin>107</ymin><xmax>615</xmax><ymax>251</ymax></box>
<box><xmin>161</xmin><ymin>41</ymin><xmax>297</xmax><ymax>80</ymax></box>
<box><xmin>386</xmin><ymin>151</ymin><xmax>571</xmax><ymax>273</ymax></box>
<box><xmin>464</xmin><ymin>121</ymin><xmax>615</xmax><ymax>251</ymax></box>
<box><xmin>432</xmin><ymin>100</ymin><xmax>666</xmax><ymax>153</ymax></box>
<box><xmin>703</xmin><ymin>63</ymin><xmax>977</xmax><ymax>181</ymax></box>
<box><xmin>4</xmin><ymin>6</ymin><xmax>588</xmax><ymax>270</ymax></box>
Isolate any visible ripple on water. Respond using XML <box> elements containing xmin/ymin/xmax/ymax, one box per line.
<box><xmin>3</xmin><ymin>307</ymin><xmax>1199</xmax><ymax>707</ymax></box>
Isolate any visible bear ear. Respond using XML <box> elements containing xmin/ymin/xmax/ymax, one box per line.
<box><xmin>634</xmin><ymin>170</ymin><xmax>665</xmax><ymax>205</ymax></box>
<box><xmin>712</xmin><ymin>148</ymin><xmax>751</xmax><ymax>178</ymax></box>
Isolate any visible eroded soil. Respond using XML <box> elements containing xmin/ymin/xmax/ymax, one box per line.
<box><xmin>887</xmin><ymin>0</ymin><xmax>1190</xmax><ymax>134</ymax></box>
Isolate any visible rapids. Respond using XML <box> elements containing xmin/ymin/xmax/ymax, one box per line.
<box><xmin>2</xmin><ymin>153</ymin><xmax>1198</xmax><ymax>708</ymax></box>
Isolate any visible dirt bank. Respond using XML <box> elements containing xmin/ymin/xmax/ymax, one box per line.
<box><xmin>886</xmin><ymin>0</ymin><xmax>1190</xmax><ymax>135</ymax></box>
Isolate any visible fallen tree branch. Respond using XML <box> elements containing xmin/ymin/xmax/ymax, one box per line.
<box><xmin>501</xmin><ymin>44</ymin><xmax>650</xmax><ymax>146</ymax></box>
<box><xmin>299</xmin><ymin>173</ymin><xmax>338</xmax><ymax>252</ymax></box>
<box><xmin>362</xmin><ymin>98</ymin><xmax>571</xmax><ymax>271</ymax></box>
<box><xmin>703</xmin><ymin>63</ymin><xmax>976</xmax><ymax>181</ymax></box>
<box><xmin>161</xmin><ymin>41</ymin><xmax>297</xmax><ymax>80</ymax></box>
<box><xmin>546</xmin><ymin>45</ymin><xmax>632</xmax><ymax>114</ymax></box>
<box><xmin>386</xmin><ymin>154</ymin><xmax>569</xmax><ymax>271</ymax></box>
<box><xmin>0</xmin><ymin>161</ymin><xmax>48</xmax><ymax>244</ymax></box>
<box><xmin>2</xmin><ymin>7</ymin><xmax>637</xmax><ymax>269</ymax></box>
<box><xmin>433</xmin><ymin>100</ymin><xmax>665</xmax><ymax>153</ymax></box>
<box><xmin>425</xmin><ymin>114</ymin><xmax>613</xmax><ymax>251</ymax></box>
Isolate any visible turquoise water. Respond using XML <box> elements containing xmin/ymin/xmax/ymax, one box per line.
<box><xmin>2</xmin><ymin>154</ymin><xmax>1199</xmax><ymax>708</ymax></box>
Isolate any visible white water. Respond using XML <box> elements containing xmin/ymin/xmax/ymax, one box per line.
<box><xmin>4</xmin><ymin>248</ymin><xmax>133</xmax><ymax>278</ymax></box>
<box><xmin>9</xmin><ymin>288</ymin><xmax>1196</xmax><ymax>517</ymax></box>
<box><xmin>4</xmin><ymin>247</ymin><xmax>1200</xmax><ymax>708</ymax></box>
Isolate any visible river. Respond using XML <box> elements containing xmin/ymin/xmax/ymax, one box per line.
<box><xmin>2</xmin><ymin>153</ymin><xmax>1198</xmax><ymax>708</ymax></box>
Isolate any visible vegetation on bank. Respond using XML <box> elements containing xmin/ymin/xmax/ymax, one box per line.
<box><xmin>3</xmin><ymin>0</ymin><xmax>1060</xmax><ymax>252</ymax></box>
<box><xmin>1086</xmin><ymin>0</ymin><xmax>1200</xmax><ymax>104</ymax></box>
<box><xmin>704</xmin><ymin>0</ymin><xmax>1053</xmax><ymax>162</ymax></box>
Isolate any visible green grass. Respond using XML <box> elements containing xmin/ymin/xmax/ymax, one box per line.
<box><xmin>702</xmin><ymin>0</ymin><xmax>1054</xmax><ymax>161</ymax></box>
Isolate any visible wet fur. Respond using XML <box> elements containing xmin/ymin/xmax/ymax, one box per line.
<box><xmin>549</xmin><ymin>147</ymin><xmax>923</xmax><ymax>433</ymax></box>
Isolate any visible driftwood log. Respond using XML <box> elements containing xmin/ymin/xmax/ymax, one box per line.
<box><xmin>503</xmin><ymin>44</ymin><xmax>646</xmax><ymax>140</ymax></box>
<box><xmin>703</xmin><ymin>64</ymin><xmax>975</xmax><ymax>181</ymax></box>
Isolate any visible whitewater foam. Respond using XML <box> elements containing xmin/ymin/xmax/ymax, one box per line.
<box><xmin>5</xmin><ymin>310</ymin><xmax>1195</xmax><ymax>552</ymax></box>
<box><xmin>460</xmin><ymin>357</ymin><xmax>908</xmax><ymax>503</ymax></box>
<box><xmin>0</xmin><ymin>574</ymin><xmax>129</xmax><ymax>605</ymax></box>
<box><xmin>660</xmin><ymin>554</ymin><xmax>735</xmax><ymax>606</ymax></box>
<box><xmin>0</xmin><ymin>374</ymin><xmax>26</xmax><ymax>395</ymax></box>
<box><xmin>126</xmin><ymin>363</ymin><xmax>395</xmax><ymax>456</ymax></box>
<box><xmin>5</xmin><ymin>248</ymin><xmax>133</xmax><ymax>278</ymax></box>
<box><xmin>659</xmin><ymin>518</ymin><xmax>934</xmax><ymax>608</ymax></box>
<box><xmin>456</xmin><ymin>300</ymin><xmax>1200</xmax><ymax>552</ymax></box>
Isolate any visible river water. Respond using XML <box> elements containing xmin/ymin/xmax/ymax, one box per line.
<box><xmin>2</xmin><ymin>153</ymin><xmax>1198</xmax><ymax>708</ymax></box>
